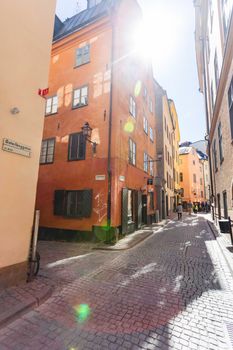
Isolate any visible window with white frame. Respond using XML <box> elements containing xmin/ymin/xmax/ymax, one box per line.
<box><xmin>129</xmin><ymin>96</ymin><xmax>136</xmax><ymax>118</ymax></box>
<box><xmin>149</xmin><ymin>127</ymin><xmax>154</xmax><ymax>141</ymax></box>
<box><xmin>75</xmin><ymin>44</ymin><xmax>90</xmax><ymax>67</ymax></box>
<box><xmin>45</xmin><ymin>96</ymin><xmax>58</xmax><ymax>115</ymax></box>
<box><xmin>143</xmin><ymin>116</ymin><xmax>148</xmax><ymax>134</ymax></box>
<box><xmin>40</xmin><ymin>138</ymin><xmax>55</xmax><ymax>164</ymax></box>
<box><xmin>149</xmin><ymin>157</ymin><xmax>153</xmax><ymax>176</ymax></box>
<box><xmin>129</xmin><ymin>139</ymin><xmax>136</xmax><ymax>165</ymax></box>
<box><xmin>149</xmin><ymin>98</ymin><xmax>153</xmax><ymax>113</ymax></box>
<box><xmin>73</xmin><ymin>86</ymin><xmax>88</xmax><ymax>108</ymax></box>
<box><xmin>144</xmin><ymin>152</ymin><xmax>148</xmax><ymax>172</ymax></box>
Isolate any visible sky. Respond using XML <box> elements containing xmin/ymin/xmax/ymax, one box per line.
<box><xmin>56</xmin><ymin>0</ymin><xmax>206</xmax><ymax>143</ymax></box>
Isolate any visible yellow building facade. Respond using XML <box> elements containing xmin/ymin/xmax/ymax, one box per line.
<box><xmin>0</xmin><ymin>0</ymin><xmax>56</xmax><ymax>287</ymax></box>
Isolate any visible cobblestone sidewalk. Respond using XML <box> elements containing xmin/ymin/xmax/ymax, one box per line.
<box><xmin>1</xmin><ymin>215</ymin><xmax>233</xmax><ymax>349</ymax></box>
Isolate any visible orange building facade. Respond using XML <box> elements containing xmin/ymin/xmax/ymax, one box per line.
<box><xmin>179</xmin><ymin>146</ymin><xmax>206</xmax><ymax>206</ymax></box>
<box><xmin>36</xmin><ymin>0</ymin><xmax>157</xmax><ymax>240</ymax></box>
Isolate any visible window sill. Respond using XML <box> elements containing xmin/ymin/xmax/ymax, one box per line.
<box><xmin>40</xmin><ymin>161</ymin><xmax>54</xmax><ymax>165</ymax></box>
<box><xmin>68</xmin><ymin>158</ymin><xmax>86</xmax><ymax>162</ymax></box>
<box><xmin>72</xmin><ymin>104</ymin><xmax>88</xmax><ymax>110</ymax></box>
<box><xmin>74</xmin><ymin>61</ymin><xmax>90</xmax><ymax>69</ymax></box>
<box><xmin>45</xmin><ymin>112</ymin><xmax>58</xmax><ymax>117</ymax></box>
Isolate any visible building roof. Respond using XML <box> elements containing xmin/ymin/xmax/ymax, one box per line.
<box><xmin>179</xmin><ymin>147</ymin><xmax>192</xmax><ymax>155</ymax></box>
<box><xmin>53</xmin><ymin>0</ymin><xmax>117</xmax><ymax>42</ymax></box>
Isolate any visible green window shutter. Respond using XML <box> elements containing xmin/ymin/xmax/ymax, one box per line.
<box><xmin>137</xmin><ymin>191</ymin><xmax>142</xmax><ymax>229</ymax></box>
<box><xmin>82</xmin><ymin>190</ymin><xmax>93</xmax><ymax>218</ymax></box>
<box><xmin>122</xmin><ymin>188</ymin><xmax>128</xmax><ymax>234</ymax></box>
<box><xmin>54</xmin><ymin>190</ymin><xmax>66</xmax><ymax>216</ymax></box>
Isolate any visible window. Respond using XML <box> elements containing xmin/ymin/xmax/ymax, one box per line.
<box><xmin>45</xmin><ymin>96</ymin><xmax>58</xmax><ymax>115</ymax></box>
<box><xmin>180</xmin><ymin>172</ymin><xmax>183</xmax><ymax>182</ymax></box>
<box><xmin>149</xmin><ymin>157</ymin><xmax>153</xmax><ymax>176</ymax></box>
<box><xmin>213</xmin><ymin>139</ymin><xmax>218</xmax><ymax>172</ymax></box>
<box><xmin>167</xmin><ymin>172</ymin><xmax>169</xmax><ymax>188</ymax></box>
<box><xmin>193</xmin><ymin>160</ymin><xmax>195</xmax><ymax>165</ymax></box>
<box><xmin>200</xmin><ymin>178</ymin><xmax>203</xmax><ymax>186</ymax></box>
<box><xmin>129</xmin><ymin>139</ymin><xmax>136</xmax><ymax>165</ymax></box>
<box><xmin>218</xmin><ymin>122</ymin><xmax>224</xmax><ymax>163</ymax></box>
<box><xmin>143</xmin><ymin>116</ymin><xmax>148</xmax><ymax>134</ymax></box>
<box><xmin>201</xmin><ymin>191</ymin><xmax>204</xmax><ymax>198</ymax></box>
<box><xmin>144</xmin><ymin>152</ymin><xmax>148</xmax><ymax>172</ymax></box>
<box><xmin>165</xmin><ymin>145</ymin><xmax>167</xmax><ymax>162</ymax></box>
<box><xmin>193</xmin><ymin>174</ymin><xmax>197</xmax><ymax>183</ymax></box>
<box><xmin>228</xmin><ymin>76</ymin><xmax>233</xmax><ymax>139</ymax></box>
<box><xmin>73</xmin><ymin>86</ymin><xmax>88</xmax><ymax>108</ymax></box>
<box><xmin>40</xmin><ymin>138</ymin><xmax>55</xmax><ymax>164</ymax></box>
<box><xmin>68</xmin><ymin>132</ymin><xmax>86</xmax><ymax>161</ymax></box>
<box><xmin>164</xmin><ymin>118</ymin><xmax>166</xmax><ymax>132</ymax></box>
<box><xmin>75</xmin><ymin>44</ymin><xmax>90</xmax><ymax>67</ymax></box>
<box><xmin>129</xmin><ymin>96</ymin><xmax>136</xmax><ymax>118</ymax></box>
<box><xmin>149</xmin><ymin>98</ymin><xmax>153</xmax><ymax>113</ymax></box>
<box><xmin>54</xmin><ymin>189</ymin><xmax>92</xmax><ymax>218</ymax></box>
<box><xmin>149</xmin><ymin>127</ymin><xmax>154</xmax><ymax>142</ymax></box>
<box><xmin>214</xmin><ymin>51</ymin><xmax>220</xmax><ymax>91</ymax></box>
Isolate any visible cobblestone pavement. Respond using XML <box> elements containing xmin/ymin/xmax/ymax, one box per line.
<box><xmin>1</xmin><ymin>215</ymin><xmax>233</xmax><ymax>349</ymax></box>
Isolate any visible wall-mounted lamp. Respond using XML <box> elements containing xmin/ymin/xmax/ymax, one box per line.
<box><xmin>81</xmin><ymin>122</ymin><xmax>97</xmax><ymax>153</ymax></box>
<box><xmin>10</xmin><ymin>107</ymin><xmax>20</xmax><ymax>115</ymax></box>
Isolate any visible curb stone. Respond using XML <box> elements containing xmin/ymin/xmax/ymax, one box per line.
<box><xmin>207</xmin><ymin>220</ymin><xmax>233</xmax><ymax>277</ymax></box>
<box><xmin>0</xmin><ymin>284</ymin><xmax>53</xmax><ymax>329</ymax></box>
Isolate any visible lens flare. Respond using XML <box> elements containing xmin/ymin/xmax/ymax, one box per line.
<box><xmin>124</xmin><ymin>120</ymin><xmax>134</xmax><ymax>133</ymax></box>
<box><xmin>74</xmin><ymin>304</ymin><xmax>91</xmax><ymax>324</ymax></box>
<box><xmin>134</xmin><ymin>80</ymin><xmax>142</xmax><ymax>97</ymax></box>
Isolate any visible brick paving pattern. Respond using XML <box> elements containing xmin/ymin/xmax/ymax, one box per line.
<box><xmin>1</xmin><ymin>215</ymin><xmax>233</xmax><ymax>349</ymax></box>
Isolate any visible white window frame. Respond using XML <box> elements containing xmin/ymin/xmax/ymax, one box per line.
<box><xmin>40</xmin><ymin>138</ymin><xmax>55</xmax><ymax>164</ymax></box>
<box><xmin>144</xmin><ymin>152</ymin><xmax>148</xmax><ymax>172</ymax></box>
<box><xmin>73</xmin><ymin>86</ymin><xmax>88</xmax><ymax>108</ymax></box>
<box><xmin>143</xmin><ymin>116</ymin><xmax>148</xmax><ymax>134</ymax></box>
<box><xmin>45</xmin><ymin>96</ymin><xmax>58</xmax><ymax>115</ymax></box>
<box><xmin>149</xmin><ymin>127</ymin><xmax>154</xmax><ymax>142</ymax></box>
<box><xmin>75</xmin><ymin>44</ymin><xmax>90</xmax><ymax>67</ymax></box>
<box><xmin>129</xmin><ymin>139</ymin><xmax>136</xmax><ymax>166</ymax></box>
<box><xmin>129</xmin><ymin>96</ymin><xmax>136</xmax><ymax>118</ymax></box>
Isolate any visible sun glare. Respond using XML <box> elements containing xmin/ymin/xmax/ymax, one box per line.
<box><xmin>131</xmin><ymin>5</ymin><xmax>184</xmax><ymax>69</ymax></box>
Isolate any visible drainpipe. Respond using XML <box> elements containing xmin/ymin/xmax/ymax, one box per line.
<box><xmin>201</xmin><ymin>36</ymin><xmax>215</xmax><ymax>220</ymax></box>
<box><xmin>107</xmin><ymin>14</ymin><xmax>115</xmax><ymax>234</ymax></box>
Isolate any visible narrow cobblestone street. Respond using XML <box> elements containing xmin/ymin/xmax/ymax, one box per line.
<box><xmin>1</xmin><ymin>215</ymin><xmax>233</xmax><ymax>350</ymax></box>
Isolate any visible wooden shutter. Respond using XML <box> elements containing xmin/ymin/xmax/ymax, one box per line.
<box><xmin>82</xmin><ymin>190</ymin><xmax>93</xmax><ymax>218</ymax></box>
<box><xmin>137</xmin><ymin>191</ymin><xmax>142</xmax><ymax>229</ymax></box>
<box><xmin>78</xmin><ymin>133</ymin><xmax>86</xmax><ymax>160</ymax></box>
<box><xmin>54</xmin><ymin>190</ymin><xmax>65</xmax><ymax>216</ymax></box>
<box><xmin>122</xmin><ymin>188</ymin><xmax>128</xmax><ymax>234</ymax></box>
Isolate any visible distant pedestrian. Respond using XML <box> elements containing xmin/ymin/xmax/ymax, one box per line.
<box><xmin>177</xmin><ymin>203</ymin><xmax>183</xmax><ymax>220</ymax></box>
<box><xmin>187</xmin><ymin>201</ymin><xmax>192</xmax><ymax>215</ymax></box>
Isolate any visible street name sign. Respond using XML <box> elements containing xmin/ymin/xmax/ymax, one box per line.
<box><xmin>2</xmin><ymin>138</ymin><xmax>31</xmax><ymax>158</ymax></box>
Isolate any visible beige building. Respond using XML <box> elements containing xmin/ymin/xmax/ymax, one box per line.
<box><xmin>169</xmin><ymin>99</ymin><xmax>181</xmax><ymax>207</ymax></box>
<box><xmin>0</xmin><ymin>0</ymin><xmax>56</xmax><ymax>287</ymax></box>
<box><xmin>194</xmin><ymin>0</ymin><xmax>233</xmax><ymax>220</ymax></box>
<box><xmin>154</xmin><ymin>81</ymin><xmax>181</xmax><ymax>219</ymax></box>
<box><xmin>179</xmin><ymin>146</ymin><xmax>206</xmax><ymax>206</ymax></box>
